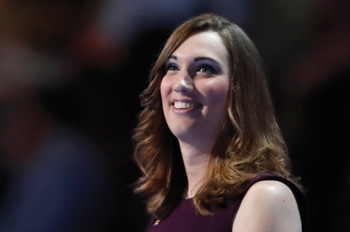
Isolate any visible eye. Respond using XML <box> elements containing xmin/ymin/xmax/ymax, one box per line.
<box><xmin>197</xmin><ymin>64</ymin><xmax>216</xmax><ymax>74</ymax></box>
<box><xmin>164</xmin><ymin>62</ymin><xmax>179</xmax><ymax>74</ymax></box>
<box><xmin>167</xmin><ymin>64</ymin><xmax>179</xmax><ymax>71</ymax></box>
<box><xmin>193</xmin><ymin>58</ymin><xmax>222</xmax><ymax>76</ymax></box>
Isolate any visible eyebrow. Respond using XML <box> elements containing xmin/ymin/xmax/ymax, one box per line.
<box><xmin>167</xmin><ymin>55</ymin><xmax>220</xmax><ymax>63</ymax></box>
<box><xmin>194</xmin><ymin>57</ymin><xmax>218</xmax><ymax>63</ymax></box>
<box><xmin>167</xmin><ymin>55</ymin><xmax>177</xmax><ymax>60</ymax></box>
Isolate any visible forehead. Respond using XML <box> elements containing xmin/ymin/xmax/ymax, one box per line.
<box><xmin>171</xmin><ymin>31</ymin><xmax>229</xmax><ymax>64</ymax></box>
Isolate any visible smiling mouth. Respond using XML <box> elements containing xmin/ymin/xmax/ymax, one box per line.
<box><xmin>174</xmin><ymin>102</ymin><xmax>194</xmax><ymax>109</ymax></box>
<box><xmin>172</xmin><ymin>101</ymin><xmax>202</xmax><ymax>111</ymax></box>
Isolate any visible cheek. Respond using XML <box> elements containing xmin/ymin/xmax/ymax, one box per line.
<box><xmin>160</xmin><ymin>77</ymin><xmax>172</xmax><ymax>105</ymax></box>
<box><xmin>160</xmin><ymin>78</ymin><xmax>167</xmax><ymax>100</ymax></box>
<box><xmin>204</xmin><ymin>79</ymin><xmax>230</xmax><ymax>107</ymax></box>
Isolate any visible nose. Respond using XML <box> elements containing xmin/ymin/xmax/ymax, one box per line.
<box><xmin>173</xmin><ymin>73</ymin><xmax>194</xmax><ymax>93</ymax></box>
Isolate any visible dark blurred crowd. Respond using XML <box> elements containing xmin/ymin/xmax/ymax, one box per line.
<box><xmin>0</xmin><ymin>0</ymin><xmax>349</xmax><ymax>231</ymax></box>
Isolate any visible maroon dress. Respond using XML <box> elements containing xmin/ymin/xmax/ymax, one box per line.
<box><xmin>146</xmin><ymin>173</ymin><xmax>305</xmax><ymax>232</ymax></box>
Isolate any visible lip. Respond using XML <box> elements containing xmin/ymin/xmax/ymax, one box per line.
<box><xmin>171</xmin><ymin>98</ymin><xmax>202</xmax><ymax>113</ymax></box>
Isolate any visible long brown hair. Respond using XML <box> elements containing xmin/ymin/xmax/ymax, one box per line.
<box><xmin>133</xmin><ymin>13</ymin><xmax>297</xmax><ymax>219</ymax></box>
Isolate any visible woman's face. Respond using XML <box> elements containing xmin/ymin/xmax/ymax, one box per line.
<box><xmin>160</xmin><ymin>31</ymin><xmax>230</xmax><ymax>145</ymax></box>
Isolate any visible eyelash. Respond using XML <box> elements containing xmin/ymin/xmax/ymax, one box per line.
<box><xmin>165</xmin><ymin>63</ymin><xmax>217</xmax><ymax>75</ymax></box>
<box><xmin>165</xmin><ymin>63</ymin><xmax>179</xmax><ymax>71</ymax></box>
<box><xmin>197</xmin><ymin>64</ymin><xmax>216</xmax><ymax>74</ymax></box>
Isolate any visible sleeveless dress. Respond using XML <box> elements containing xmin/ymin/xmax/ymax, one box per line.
<box><xmin>145</xmin><ymin>172</ymin><xmax>305</xmax><ymax>232</ymax></box>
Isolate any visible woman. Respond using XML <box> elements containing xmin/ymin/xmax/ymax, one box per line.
<box><xmin>133</xmin><ymin>13</ymin><xmax>305</xmax><ymax>231</ymax></box>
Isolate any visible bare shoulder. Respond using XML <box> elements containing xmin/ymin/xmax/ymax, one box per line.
<box><xmin>232</xmin><ymin>180</ymin><xmax>302</xmax><ymax>232</ymax></box>
<box><xmin>244</xmin><ymin>180</ymin><xmax>297</xmax><ymax>205</ymax></box>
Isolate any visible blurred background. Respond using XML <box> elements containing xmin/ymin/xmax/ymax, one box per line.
<box><xmin>0</xmin><ymin>0</ymin><xmax>349</xmax><ymax>231</ymax></box>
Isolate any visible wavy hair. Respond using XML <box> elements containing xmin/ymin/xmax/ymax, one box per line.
<box><xmin>133</xmin><ymin>13</ymin><xmax>298</xmax><ymax>219</ymax></box>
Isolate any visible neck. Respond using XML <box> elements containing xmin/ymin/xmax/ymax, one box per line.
<box><xmin>178</xmin><ymin>140</ymin><xmax>212</xmax><ymax>199</ymax></box>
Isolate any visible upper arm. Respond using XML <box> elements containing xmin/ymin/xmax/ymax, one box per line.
<box><xmin>232</xmin><ymin>180</ymin><xmax>302</xmax><ymax>232</ymax></box>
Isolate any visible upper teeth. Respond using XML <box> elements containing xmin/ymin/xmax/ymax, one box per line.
<box><xmin>174</xmin><ymin>102</ymin><xmax>194</xmax><ymax>109</ymax></box>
